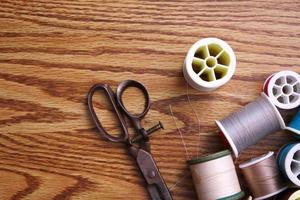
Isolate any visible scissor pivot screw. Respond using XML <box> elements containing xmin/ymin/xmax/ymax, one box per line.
<box><xmin>131</xmin><ymin>121</ymin><xmax>164</xmax><ymax>143</ymax></box>
<box><xmin>149</xmin><ymin>170</ymin><xmax>156</xmax><ymax>178</ymax></box>
<box><xmin>146</xmin><ymin>121</ymin><xmax>164</xmax><ymax>135</ymax></box>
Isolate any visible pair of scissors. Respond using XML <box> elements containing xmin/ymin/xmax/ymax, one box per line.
<box><xmin>87</xmin><ymin>80</ymin><xmax>173</xmax><ymax>200</ymax></box>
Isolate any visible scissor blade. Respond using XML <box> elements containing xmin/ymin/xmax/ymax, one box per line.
<box><xmin>147</xmin><ymin>185</ymin><xmax>161</xmax><ymax>200</ymax></box>
<box><xmin>136</xmin><ymin>149</ymin><xmax>173</xmax><ymax>200</ymax></box>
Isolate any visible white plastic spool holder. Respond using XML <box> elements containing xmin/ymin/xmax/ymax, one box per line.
<box><xmin>281</xmin><ymin>144</ymin><xmax>300</xmax><ymax>187</ymax></box>
<box><xmin>183</xmin><ymin>38</ymin><xmax>236</xmax><ymax>91</ymax></box>
<box><xmin>263</xmin><ymin>71</ymin><xmax>300</xmax><ymax>135</ymax></box>
<box><xmin>263</xmin><ymin>71</ymin><xmax>300</xmax><ymax>110</ymax></box>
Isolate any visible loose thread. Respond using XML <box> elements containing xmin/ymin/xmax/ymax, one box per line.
<box><xmin>169</xmin><ymin>104</ymin><xmax>190</xmax><ymax>160</ymax></box>
<box><xmin>186</xmin><ymin>83</ymin><xmax>201</xmax><ymax>158</ymax></box>
<box><xmin>169</xmin><ymin>173</ymin><xmax>189</xmax><ymax>192</ymax></box>
<box><xmin>168</xmin><ymin>86</ymin><xmax>202</xmax><ymax>195</ymax></box>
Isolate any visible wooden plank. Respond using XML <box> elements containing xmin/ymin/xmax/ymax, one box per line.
<box><xmin>0</xmin><ymin>0</ymin><xmax>299</xmax><ymax>199</ymax></box>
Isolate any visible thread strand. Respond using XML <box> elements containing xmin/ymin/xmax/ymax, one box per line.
<box><xmin>169</xmin><ymin>104</ymin><xmax>190</xmax><ymax>160</ymax></box>
<box><xmin>169</xmin><ymin>173</ymin><xmax>189</xmax><ymax>192</ymax></box>
<box><xmin>186</xmin><ymin>83</ymin><xmax>201</xmax><ymax>158</ymax></box>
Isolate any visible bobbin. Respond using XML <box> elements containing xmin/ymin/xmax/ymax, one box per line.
<box><xmin>263</xmin><ymin>71</ymin><xmax>300</xmax><ymax>110</ymax></box>
<box><xmin>239</xmin><ymin>152</ymin><xmax>287</xmax><ymax>200</ymax></box>
<box><xmin>277</xmin><ymin>143</ymin><xmax>300</xmax><ymax>187</ymax></box>
<box><xmin>187</xmin><ymin>150</ymin><xmax>244</xmax><ymax>200</ymax></box>
<box><xmin>183</xmin><ymin>38</ymin><xmax>236</xmax><ymax>91</ymax></box>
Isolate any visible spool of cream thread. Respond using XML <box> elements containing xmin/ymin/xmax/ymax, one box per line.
<box><xmin>187</xmin><ymin>150</ymin><xmax>244</xmax><ymax>200</ymax></box>
<box><xmin>239</xmin><ymin>152</ymin><xmax>287</xmax><ymax>200</ymax></box>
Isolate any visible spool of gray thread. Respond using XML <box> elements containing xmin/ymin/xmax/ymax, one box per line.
<box><xmin>216</xmin><ymin>93</ymin><xmax>282</xmax><ymax>157</ymax></box>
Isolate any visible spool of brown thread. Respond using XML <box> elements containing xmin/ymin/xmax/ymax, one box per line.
<box><xmin>239</xmin><ymin>152</ymin><xmax>287</xmax><ymax>200</ymax></box>
<box><xmin>187</xmin><ymin>150</ymin><xmax>244</xmax><ymax>200</ymax></box>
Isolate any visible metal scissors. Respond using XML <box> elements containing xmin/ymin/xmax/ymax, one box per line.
<box><xmin>87</xmin><ymin>80</ymin><xmax>173</xmax><ymax>200</ymax></box>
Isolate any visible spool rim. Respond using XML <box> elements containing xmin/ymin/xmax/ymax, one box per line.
<box><xmin>284</xmin><ymin>143</ymin><xmax>300</xmax><ymax>186</ymax></box>
<box><xmin>187</xmin><ymin>149</ymin><xmax>231</xmax><ymax>165</ymax></box>
<box><xmin>184</xmin><ymin>37</ymin><xmax>236</xmax><ymax>91</ymax></box>
<box><xmin>253</xmin><ymin>186</ymin><xmax>288</xmax><ymax>200</ymax></box>
<box><xmin>286</xmin><ymin>127</ymin><xmax>300</xmax><ymax>136</ymax></box>
<box><xmin>264</xmin><ymin>71</ymin><xmax>300</xmax><ymax>110</ymax></box>
<box><xmin>183</xmin><ymin>59</ymin><xmax>205</xmax><ymax>91</ymax></box>
<box><xmin>262</xmin><ymin>92</ymin><xmax>286</xmax><ymax>129</ymax></box>
<box><xmin>262</xmin><ymin>92</ymin><xmax>300</xmax><ymax>137</ymax></box>
<box><xmin>216</xmin><ymin>120</ymin><xmax>239</xmax><ymax>157</ymax></box>
<box><xmin>217</xmin><ymin>191</ymin><xmax>245</xmax><ymax>200</ymax></box>
<box><xmin>263</xmin><ymin>73</ymin><xmax>275</xmax><ymax>95</ymax></box>
<box><xmin>239</xmin><ymin>151</ymin><xmax>274</xmax><ymax>169</ymax></box>
<box><xmin>277</xmin><ymin>143</ymin><xmax>291</xmax><ymax>160</ymax></box>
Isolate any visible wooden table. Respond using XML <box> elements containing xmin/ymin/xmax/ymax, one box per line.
<box><xmin>0</xmin><ymin>0</ymin><xmax>299</xmax><ymax>199</ymax></box>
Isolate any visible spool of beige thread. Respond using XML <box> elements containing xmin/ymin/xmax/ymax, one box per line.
<box><xmin>239</xmin><ymin>152</ymin><xmax>288</xmax><ymax>200</ymax></box>
<box><xmin>187</xmin><ymin>150</ymin><xmax>244</xmax><ymax>200</ymax></box>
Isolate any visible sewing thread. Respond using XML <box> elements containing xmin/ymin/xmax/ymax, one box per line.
<box><xmin>277</xmin><ymin>143</ymin><xmax>300</xmax><ymax>187</ymax></box>
<box><xmin>239</xmin><ymin>152</ymin><xmax>287</xmax><ymax>200</ymax></box>
<box><xmin>216</xmin><ymin>93</ymin><xmax>284</xmax><ymax>157</ymax></box>
<box><xmin>287</xmin><ymin>108</ymin><xmax>300</xmax><ymax>136</ymax></box>
<box><xmin>187</xmin><ymin>150</ymin><xmax>244</xmax><ymax>200</ymax></box>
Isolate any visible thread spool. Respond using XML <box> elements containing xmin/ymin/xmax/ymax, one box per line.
<box><xmin>286</xmin><ymin>108</ymin><xmax>300</xmax><ymax>136</ymax></box>
<box><xmin>187</xmin><ymin>150</ymin><xmax>244</xmax><ymax>200</ymax></box>
<box><xmin>277</xmin><ymin>143</ymin><xmax>300</xmax><ymax>187</ymax></box>
<box><xmin>263</xmin><ymin>71</ymin><xmax>300</xmax><ymax>110</ymax></box>
<box><xmin>239</xmin><ymin>152</ymin><xmax>287</xmax><ymax>200</ymax></box>
<box><xmin>183</xmin><ymin>38</ymin><xmax>236</xmax><ymax>91</ymax></box>
<box><xmin>278</xmin><ymin>189</ymin><xmax>300</xmax><ymax>200</ymax></box>
<box><xmin>216</xmin><ymin>93</ymin><xmax>285</xmax><ymax>157</ymax></box>
<box><xmin>263</xmin><ymin>71</ymin><xmax>300</xmax><ymax>136</ymax></box>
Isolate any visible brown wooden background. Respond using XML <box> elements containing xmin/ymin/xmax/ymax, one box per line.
<box><xmin>0</xmin><ymin>0</ymin><xmax>299</xmax><ymax>199</ymax></box>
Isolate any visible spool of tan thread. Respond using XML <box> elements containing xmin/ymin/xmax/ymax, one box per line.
<box><xmin>239</xmin><ymin>152</ymin><xmax>288</xmax><ymax>200</ymax></box>
<box><xmin>187</xmin><ymin>150</ymin><xmax>244</xmax><ymax>200</ymax></box>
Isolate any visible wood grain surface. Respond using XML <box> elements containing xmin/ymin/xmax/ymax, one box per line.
<box><xmin>0</xmin><ymin>0</ymin><xmax>299</xmax><ymax>199</ymax></box>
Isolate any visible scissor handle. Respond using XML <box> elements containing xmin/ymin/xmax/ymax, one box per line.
<box><xmin>87</xmin><ymin>83</ymin><xmax>129</xmax><ymax>143</ymax></box>
<box><xmin>116</xmin><ymin>80</ymin><xmax>151</xmax><ymax>121</ymax></box>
